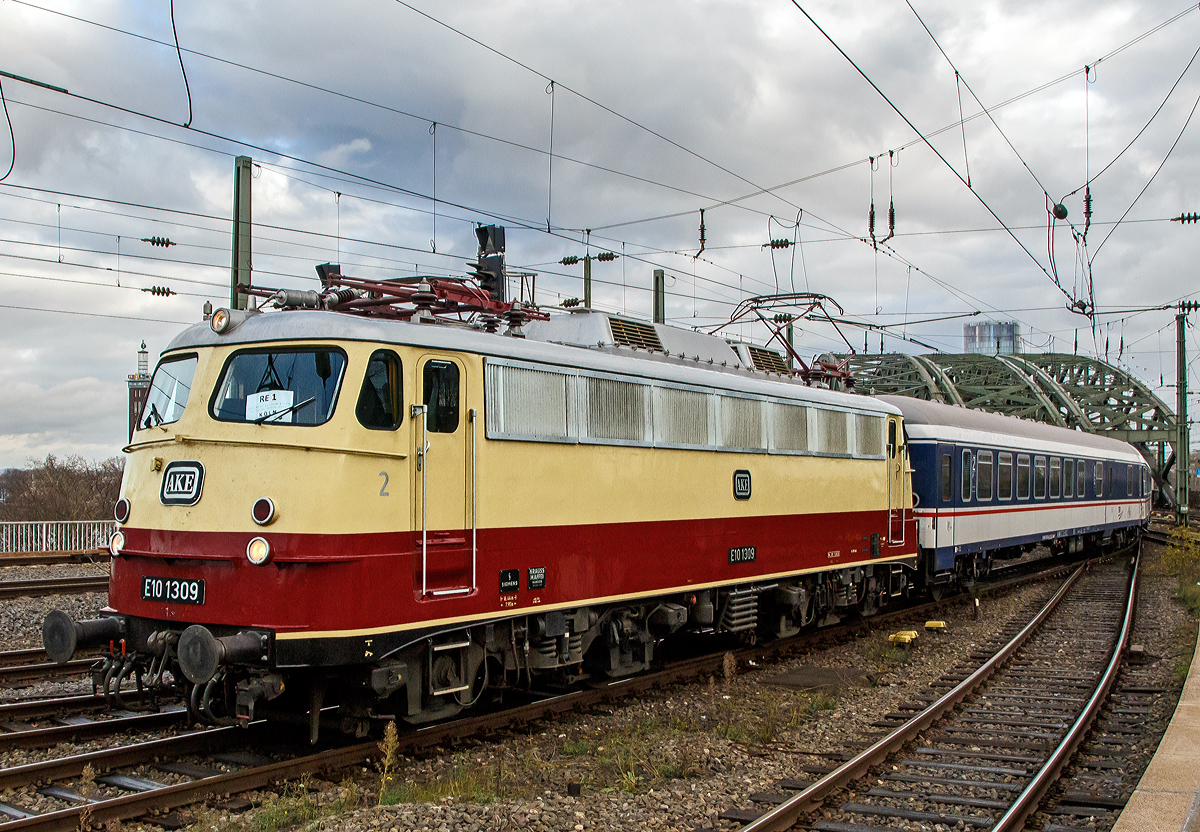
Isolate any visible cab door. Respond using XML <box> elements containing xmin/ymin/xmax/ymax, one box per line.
<box><xmin>886</xmin><ymin>417</ymin><xmax>908</xmax><ymax>544</ymax></box>
<box><xmin>412</xmin><ymin>356</ymin><xmax>472</xmax><ymax>597</ymax></box>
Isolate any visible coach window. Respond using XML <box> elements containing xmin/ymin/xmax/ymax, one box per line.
<box><xmin>998</xmin><ymin>452</ymin><xmax>1013</xmax><ymax>500</ymax></box>
<box><xmin>423</xmin><ymin>360</ymin><xmax>460</xmax><ymax>433</ymax></box>
<box><xmin>1077</xmin><ymin>460</ymin><xmax>1086</xmax><ymax>497</ymax></box>
<box><xmin>1095</xmin><ymin>462</ymin><xmax>1104</xmax><ymax>497</ymax></box>
<box><xmin>1034</xmin><ymin>456</ymin><xmax>1047</xmax><ymax>499</ymax></box>
<box><xmin>1017</xmin><ymin>454</ymin><xmax>1031</xmax><ymax>500</ymax></box>
<box><xmin>356</xmin><ymin>350</ymin><xmax>403</xmax><ymax>430</ymax></box>
<box><xmin>1127</xmin><ymin>465</ymin><xmax>1134</xmax><ymax>497</ymax></box>
<box><xmin>940</xmin><ymin>454</ymin><xmax>952</xmax><ymax>502</ymax></box>
<box><xmin>1064</xmin><ymin>459</ymin><xmax>1075</xmax><ymax>497</ymax></box>
<box><xmin>1144</xmin><ymin>467</ymin><xmax>1151</xmax><ymax>497</ymax></box>
<box><xmin>976</xmin><ymin>451</ymin><xmax>993</xmax><ymax>500</ymax></box>
<box><xmin>1049</xmin><ymin>457</ymin><xmax>1061</xmax><ymax>498</ymax></box>
<box><xmin>962</xmin><ymin>449</ymin><xmax>973</xmax><ymax>502</ymax></box>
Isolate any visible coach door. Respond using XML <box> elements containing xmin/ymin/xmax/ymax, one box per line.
<box><xmin>935</xmin><ymin>443</ymin><xmax>955</xmax><ymax>550</ymax></box>
<box><xmin>412</xmin><ymin>356</ymin><xmax>474</xmax><ymax>597</ymax></box>
<box><xmin>886</xmin><ymin>417</ymin><xmax>908</xmax><ymax>544</ymax></box>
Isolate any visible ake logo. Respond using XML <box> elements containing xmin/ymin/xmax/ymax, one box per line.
<box><xmin>733</xmin><ymin>469</ymin><xmax>752</xmax><ymax>500</ymax></box>
<box><xmin>160</xmin><ymin>461</ymin><xmax>205</xmax><ymax>506</ymax></box>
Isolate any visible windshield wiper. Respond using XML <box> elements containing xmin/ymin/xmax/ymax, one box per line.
<box><xmin>254</xmin><ymin>396</ymin><xmax>315</xmax><ymax>425</ymax></box>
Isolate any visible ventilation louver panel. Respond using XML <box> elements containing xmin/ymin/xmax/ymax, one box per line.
<box><xmin>855</xmin><ymin>413</ymin><xmax>884</xmax><ymax>456</ymax></box>
<box><xmin>655</xmin><ymin>386</ymin><xmax>709</xmax><ymax>446</ymax></box>
<box><xmin>485</xmin><ymin>363</ymin><xmax>569</xmax><ymax>439</ymax></box>
<box><xmin>720</xmin><ymin>396</ymin><xmax>764</xmax><ymax>449</ymax></box>
<box><xmin>772</xmin><ymin>402</ymin><xmax>809</xmax><ymax>452</ymax></box>
<box><xmin>816</xmin><ymin>408</ymin><xmax>849</xmax><ymax>454</ymax></box>
<box><xmin>747</xmin><ymin>346</ymin><xmax>789</xmax><ymax>375</ymax></box>
<box><xmin>609</xmin><ymin>318</ymin><xmax>664</xmax><ymax>352</ymax></box>
<box><xmin>585</xmin><ymin>376</ymin><xmax>647</xmax><ymax>442</ymax></box>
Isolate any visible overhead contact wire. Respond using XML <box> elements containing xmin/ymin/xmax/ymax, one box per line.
<box><xmin>789</xmin><ymin>1</ymin><xmax>1070</xmax><ymax>302</ymax></box>
<box><xmin>169</xmin><ymin>0</ymin><xmax>192</xmax><ymax>128</ymax></box>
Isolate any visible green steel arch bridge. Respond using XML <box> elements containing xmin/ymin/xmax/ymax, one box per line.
<box><xmin>842</xmin><ymin>352</ymin><xmax>1181</xmax><ymax>508</ymax></box>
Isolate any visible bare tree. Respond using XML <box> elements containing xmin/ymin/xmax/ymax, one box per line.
<box><xmin>0</xmin><ymin>455</ymin><xmax>124</xmax><ymax>521</ymax></box>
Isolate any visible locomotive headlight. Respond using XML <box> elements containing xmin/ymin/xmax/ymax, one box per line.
<box><xmin>210</xmin><ymin>308</ymin><xmax>231</xmax><ymax>333</ymax></box>
<box><xmin>251</xmin><ymin>497</ymin><xmax>275</xmax><ymax>526</ymax></box>
<box><xmin>109</xmin><ymin>531</ymin><xmax>125</xmax><ymax>557</ymax></box>
<box><xmin>246</xmin><ymin>536</ymin><xmax>272</xmax><ymax>566</ymax></box>
<box><xmin>114</xmin><ymin>498</ymin><xmax>131</xmax><ymax>525</ymax></box>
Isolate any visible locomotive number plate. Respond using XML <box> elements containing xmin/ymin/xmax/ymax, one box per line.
<box><xmin>141</xmin><ymin>576</ymin><xmax>205</xmax><ymax>605</ymax></box>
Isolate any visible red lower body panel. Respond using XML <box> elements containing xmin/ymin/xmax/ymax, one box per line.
<box><xmin>112</xmin><ymin>512</ymin><xmax>917</xmax><ymax>638</ymax></box>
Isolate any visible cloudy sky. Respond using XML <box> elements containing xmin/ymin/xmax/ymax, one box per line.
<box><xmin>0</xmin><ymin>0</ymin><xmax>1198</xmax><ymax>468</ymax></box>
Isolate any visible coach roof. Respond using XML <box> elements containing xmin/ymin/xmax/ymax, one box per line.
<box><xmin>880</xmin><ymin>395</ymin><xmax>1142</xmax><ymax>460</ymax></box>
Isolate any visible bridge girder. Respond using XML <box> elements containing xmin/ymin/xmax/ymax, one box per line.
<box><xmin>845</xmin><ymin>352</ymin><xmax>1178</xmax><ymax>506</ymax></box>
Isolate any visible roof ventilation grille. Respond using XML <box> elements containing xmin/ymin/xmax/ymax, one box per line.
<box><xmin>747</xmin><ymin>345</ymin><xmax>789</xmax><ymax>375</ymax></box>
<box><xmin>609</xmin><ymin>318</ymin><xmax>665</xmax><ymax>353</ymax></box>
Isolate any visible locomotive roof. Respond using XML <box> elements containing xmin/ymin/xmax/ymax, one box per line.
<box><xmin>166</xmin><ymin>309</ymin><xmax>902</xmax><ymax>416</ymax></box>
<box><xmin>879</xmin><ymin>395</ymin><xmax>1143</xmax><ymax>462</ymax></box>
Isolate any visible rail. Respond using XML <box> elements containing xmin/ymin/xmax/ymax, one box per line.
<box><xmin>0</xmin><ymin>522</ymin><xmax>114</xmax><ymax>554</ymax></box>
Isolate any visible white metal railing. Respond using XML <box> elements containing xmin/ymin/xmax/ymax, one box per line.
<box><xmin>0</xmin><ymin>521</ymin><xmax>115</xmax><ymax>553</ymax></box>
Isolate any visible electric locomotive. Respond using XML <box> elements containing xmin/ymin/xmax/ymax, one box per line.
<box><xmin>44</xmin><ymin>230</ymin><xmax>919</xmax><ymax>739</ymax></box>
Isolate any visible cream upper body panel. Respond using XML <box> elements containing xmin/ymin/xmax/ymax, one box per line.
<box><xmin>123</xmin><ymin>312</ymin><xmax>901</xmax><ymax>537</ymax></box>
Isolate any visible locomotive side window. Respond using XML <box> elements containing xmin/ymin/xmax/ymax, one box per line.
<box><xmin>211</xmin><ymin>348</ymin><xmax>346</xmax><ymax>426</ymax></box>
<box><xmin>940</xmin><ymin>454</ymin><xmax>952</xmax><ymax>502</ymax></box>
<box><xmin>1064</xmin><ymin>459</ymin><xmax>1074</xmax><ymax>497</ymax></box>
<box><xmin>998</xmin><ymin>452</ymin><xmax>1013</xmax><ymax>500</ymax></box>
<box><xmin>976</xmin><ymin>451</ymin><xmax>993</xmax><ymax>500</ymax></box>
<box><xmin>1049</xmin><ymin>457</ymin><xmax>1061</xmax><ymax>498</ymax></box>
<box><xmin>1017</xmin><ymin>454</ymin><xmax>1030</xmax><ymax>499</ymax></box>
<box><xmin>1095</xmin><ymin>462</ymin><xmax>1104</xmax><ymax>497</ymax></box>
<box><xmin>1034</xmin><ymin>457</ymin><xmax>1046</xmax><ymax>499</ymax></box>
<box><xmin>888</xmin><ymin>420</ymin><xmax>897</xmax><ymax>458</ymax></box>
<box><xmin>139</xmin><ymin>354</ymin><xmax>197</xmax><ymax>429</ymax></box>
<box><xmin>423</xmin><ymin>360</ymin><xmax>459</xmax><ymax>433</ymax></box>
<box><xmin>356</xmin><ymin>350</ymin><xmax>403</xmax><ymax>430</ymax></box>
<box><xmin>961</xmin><ymin>449</ymin><xmax>972</xmax><ymax>502</ymax></box>
<box><xmin>1077</xmin><ymin>460</ymin><xmax>1086</xmax><ymax>497</ymax></box>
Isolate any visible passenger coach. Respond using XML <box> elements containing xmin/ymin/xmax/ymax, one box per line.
<box><xmin>882</xmin><ymin>396</ymin><xmax>1150</xmax><ymax>592</ymax></box>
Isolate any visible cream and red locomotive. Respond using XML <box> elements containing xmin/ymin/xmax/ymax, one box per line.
<box><xmin>44</xmin><ymin>228</ymin><xmax>919</xmax><ymax>738</ymax></box>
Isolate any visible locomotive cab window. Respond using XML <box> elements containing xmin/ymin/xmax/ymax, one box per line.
<box><xmin>139</xmin><ymin>353</ymin><xmax>197</xmax><ymax>429</ymax></box>
<box><xmin>977</xmin><ymin>451</ymin><xmax>993</xmax><ymax>501</ymax></box>
<box><xmin>211</xmin><ymin>348</ymin><xmax>346</xmax><ymax>426</ymax></box>
<box><xmin>940</xmin><ymin>454</ymin><xmax>952</xmax><ymax>502</ymax></box>
<box><xmin>998</xmin><ymin>452</ymin><xmax>1013</xmax><ymax>500</ymax></box>
<box><xmin>1017</xmin><ymin>454</ymin><xmax>1030</xmax><ymax>500</ymax></box>
<box><xmin>1034</xmin><ymin>456</ymin><xmax>1046</xmax><ymax>499</ymax></box>
<box><xmin>1049</xmin><ymin>457</ymin><xmax>1061</xmax><ymax>498</ymax></box>
<box><xmin>1064</xmin><ymin>459</ymin><xmax>1074</xmax><ymax>497</ymax></box>
<box><xmin>887</xmin><ymin>420</ymin><xmax>897</xmax><ymax>458</ymax></box>
<box><xmin>422</xmin><ymin>360</ymin><xmax>460</xmax><ymax>433</ymax></box>
<box><xmin>961</xmin><ymin>449</ymin><xmax>973</xmax><ymax>502</ymax></box>
<box><xmin>356</xmin><ymin>350</ymin><xmax>403</xmax><ymax>430</ymax></box>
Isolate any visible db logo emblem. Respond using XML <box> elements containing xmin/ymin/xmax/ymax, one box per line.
<box><xmin>733</xmin><ymin>469</ymin><xmax>752</xmax><ymax>500</ymax></box>
<box><xmin>160</xmin><ymin>461</ymin><xmax>205</xmax><ymax>506</ymax></box>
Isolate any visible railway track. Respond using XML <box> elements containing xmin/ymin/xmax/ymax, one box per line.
<box><xmin>0</xmin><ymin>545</ymin><xmax>1102</xmax><ymax>830</ymax></box>
<box><xmin>698</xmin><ymin>549</ymin><xmax>1138</xmax><ymax>832</ymax></box>
<box><xmin>0</xmin><ymin>576</ymin><xmax>108</xmax><ymax>601</ymax></box>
